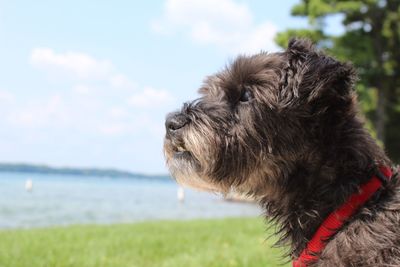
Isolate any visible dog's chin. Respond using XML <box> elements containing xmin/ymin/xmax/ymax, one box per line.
<box><xmin>166</xmin><ymin>150</ymin><xmax>219</xmax><ymax>192</ymax></box>
<box><xmin>175</xmin><ymin>174</ymin><xmax>220</xmax><ymax>192</ymax></box>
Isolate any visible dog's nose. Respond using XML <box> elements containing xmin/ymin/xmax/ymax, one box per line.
<box><xmin>165</xmin><ymin>112</ymin><xmax>189</xmax><ymax>133</ymax></box>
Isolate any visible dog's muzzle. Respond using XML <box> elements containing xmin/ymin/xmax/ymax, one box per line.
<box><xmin>165</xmin><ymin>112</ymin><xmax>189</xmax><ymax>136</ymax></box>
<box><xmin>164</xmin><ymin>112</ymin><xmax>191</xmax><ymax>155</ymax></box>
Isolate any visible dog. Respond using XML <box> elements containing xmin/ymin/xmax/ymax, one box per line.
<box><xmin>164</xmin><ymin>38</ymin><xmax>400</xmax><ymax>266</ymax></box>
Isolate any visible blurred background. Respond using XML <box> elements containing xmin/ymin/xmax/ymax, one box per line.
<box><xmin>0</xmin><ymin>1</ymin><xmax>398</xmax><ymax>267</ymax></box>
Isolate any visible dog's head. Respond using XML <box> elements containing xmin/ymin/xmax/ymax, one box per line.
<box><xmin>164</xmin><ymin>38</ymin><xmax>357</xmax><ymax>196</ymax></box>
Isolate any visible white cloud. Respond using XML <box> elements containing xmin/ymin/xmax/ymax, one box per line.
<box><xmin>99</xmin><ymin>123</ymin><xmax>128</xmax><ymax>136</ymax></box>
<box><xmin>0</xmin><ymin>90</ymin><xmax>14</xmax><ymax>103</ymax></box>
<box><xmin>8</xmin><ymin>95</ymin><xmax>71</xmax><ymax>127</ymax></box>
<box><xmin>109</xmin><ymin>107</ymin><xmax>129</xmax><ymax>119</ymax></box>
<box><xmin>24</xmin><ymin>48</ymin><xmax>174</xmax><ymax>139</ymax></box>
<box><xmin>30</xmin><ymin>48</ymin><xmax>114</xmax><ymax>80</ymax></box>
<box><xmin>98</xmin><ymin>113</ymin><xmax>165</xmax><ymax>138</ymax></box>
<box><xmin>128</xmin><ymin>87</ymin><xmax>174</xmax><ymax>108</ymax></box>
<box><xmin>72</xmin><ymin>84</ymin><xmax>93</xmax><ymax>95</ymax></box>
<box><xmin>4</xmin><ymin>84</ymin><xmax>173</xmax><ymax>139</ymax></box>
<box><xmin>109</xmin><ymin>74</ymin><xmax>136</xmax><ymax>89</ymax></box>
<box><xmin>152</xmin><ymin>0</ymin><xmax>279</xmax><ymax>54</ymax></box>
<box><xmin>30</xmin><ymin>48</ymin><xmax>136</xmax><ymax>91</ymax></box>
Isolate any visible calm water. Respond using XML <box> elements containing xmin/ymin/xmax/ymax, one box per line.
<box><xmin>0</xmin><ymin>172</ymin><xmax>261</xmax><ymax>228</ymax></box>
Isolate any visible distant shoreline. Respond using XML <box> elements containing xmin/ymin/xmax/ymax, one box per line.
<box><xmin>0</xmin><ymin>163</ymin><xmax>170</xmax><ymax>179</ymax></box>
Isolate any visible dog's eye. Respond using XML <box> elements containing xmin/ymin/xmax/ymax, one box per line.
<box><xmin>239</xmin><ymin>90</ymin><xmax>252</xmax><ymax>102</ymax></box>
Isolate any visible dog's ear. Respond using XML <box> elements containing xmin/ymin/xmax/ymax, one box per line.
<box><xmin>287</xmin><ymin>38</ymin><xmax>315</xmax><ymax>58</ymax></box>
<box><xmin>279</xmin><ymin>38</ymin><xmax>316</xmax><ymax>106</ymax></box>
<box><xmin>305</xmin><ymin>57</ymin><xmax>356</xmax><ymax>103</ymax></box>
<box><xmin>280</xmin><ymin>38</ymin><xmax>356</xmax><ymax>107</ymax></box>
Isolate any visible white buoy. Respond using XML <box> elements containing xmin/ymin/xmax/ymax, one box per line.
<box><xmin>177</xmin><ymin>186</ymin><xmax>185</xmax><ymax>202</ymax></box>
<box><xmin>25</xmin><ymin>179</ymin><xmax>33</xmax><ymax>192</ymax></box>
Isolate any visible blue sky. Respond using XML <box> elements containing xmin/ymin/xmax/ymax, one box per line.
<box><xmin>0</xmin><ymin>0</ymin><xmax>341</xmax><ymax>174</ymax></box>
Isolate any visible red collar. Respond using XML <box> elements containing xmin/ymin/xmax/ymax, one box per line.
<box><xmin>293</xmin><ymin>166</ymin><xmax>393</xmax><ymax>267</ymax></box>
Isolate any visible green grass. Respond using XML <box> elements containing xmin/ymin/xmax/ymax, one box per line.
<box><xmin>0</xmin><ymin>217</ymin><xmax>290</xmax><ymax>267</ymax></box>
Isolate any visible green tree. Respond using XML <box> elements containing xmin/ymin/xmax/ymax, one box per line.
<box><xmin>276</xmin><ymin>0</ymin><xmax>400</xmax><ymax>162</ymax></box>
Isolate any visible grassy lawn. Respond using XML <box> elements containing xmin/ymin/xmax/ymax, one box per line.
<box><xmin>0</xmin><ymin>217</ymin><xmax>290</xmax><ymax>267</ymax></box>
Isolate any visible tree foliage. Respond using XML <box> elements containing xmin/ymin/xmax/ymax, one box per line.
<box><xmin>276</xmin><ymin>0</ymin><xmax>400</xmax><ymax>162</ymax></box>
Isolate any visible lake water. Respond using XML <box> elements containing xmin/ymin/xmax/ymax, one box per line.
<box><xmin>0</xmin><ymin>172</ymin><xmax>261</xmax><ymax>229</ymax></box>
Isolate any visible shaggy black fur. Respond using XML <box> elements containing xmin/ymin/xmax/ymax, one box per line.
<box><xmin>164</xmin><ymin>38</ymin><xmax>400</xmax><ymax>266</ymax></box>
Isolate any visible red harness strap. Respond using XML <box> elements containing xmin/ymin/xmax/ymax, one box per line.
<box><xmin>293</xmin><ymin>166</ymin><xmax>393</xmax><ymax>267</ymax></box>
